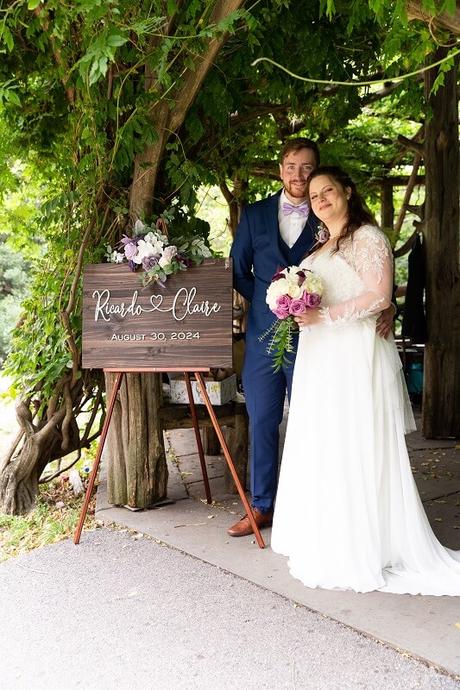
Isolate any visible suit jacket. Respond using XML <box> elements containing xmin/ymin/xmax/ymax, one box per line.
<box><xmin>230</xmin><ymin>191</ymin><xmax>320</xmax><ymax>351</ymax></box>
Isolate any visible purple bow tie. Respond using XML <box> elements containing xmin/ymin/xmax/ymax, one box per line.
<box><xmin>282</xmin><ymin>201</ymin><xmax>309</xmax><ymax>217</ymax></box>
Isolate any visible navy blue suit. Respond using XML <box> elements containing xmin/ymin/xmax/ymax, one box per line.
<box><xmin>230</xmin><ymin>191</ymin><xmax>319</xmax><ymax>512</ymax></box>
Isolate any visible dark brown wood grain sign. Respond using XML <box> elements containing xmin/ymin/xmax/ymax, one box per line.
<box><xmin>82</xmin><ymin>258</ymin><xmax>233</xmax><ymax>370</ymax></box>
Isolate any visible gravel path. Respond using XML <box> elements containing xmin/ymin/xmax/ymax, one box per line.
<box><xmin>1</xmin><ymin>528</ymin><xmax>459</xmax><ymax>690</ymax></box>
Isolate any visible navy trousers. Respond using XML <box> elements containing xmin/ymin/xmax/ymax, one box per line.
<box><xmin>242</xmin><ymin>344</ymin><xmax>296</xmax><ymax>513</ymax></box>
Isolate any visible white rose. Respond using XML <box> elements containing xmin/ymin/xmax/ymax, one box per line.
<box><xmin>144</xmin><ymin>232</ymin><xmax>164</xmax><ymax>255</ymax></box>
<box><xmin>133</xmin><ymin>239</ymin><xmax>155</xmax><ymax>264</ymax></box>
<box><xmin>164</xmin><ymin>245</ymin><xmax>177</xmax><ymax>261</ymax></box>
<box><xmin>158</xmin><ymin>245</ymin><xmax>178</xmax><ymax>269</ymax></box>
<box><xmin>286</xmin><ymin>266</ymin><xmax>301</xmax><ymax>283</ymax></box>
<box><xmin>304</xmin><ymin>274</ymin><xmax>324</xmax><ymax>295</ymax></box>
<box><xmin>266</xmin><ymin>278</ymin><xmax>289</xmax><ymax>309</ymax></box>
<box><xmin>287</xmin><ymin>283</ymin><xmax>302</xmax><ymax>299</ymax></box>
<box><xmin>158</xmin><ymin>255</ymin><xmax>170</xmax><ymax>269</ymax></box>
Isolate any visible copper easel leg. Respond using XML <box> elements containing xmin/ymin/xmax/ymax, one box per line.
<box><xmin>73</xmin><ymin>371</ymin><xmax>124</xmax><ymax>545</ymax></box>
<box><xmin>184</xmin><ymin>372</ymin><xmax>212</xmax><ymax>504</ymax></box>
<box><xmin>194</xmin><ymin>372</ymin><xmax>265</xmax><ymax>549</ymax></box>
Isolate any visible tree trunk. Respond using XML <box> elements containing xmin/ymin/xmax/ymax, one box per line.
<box><xmin>0</xmin><ymin>376</ymin><xmax>87</xmax><ymax>514</ymax></box>
<box><xmin>0</xmin><ymin>430</ymin><xmax>61</xmax><ymax>514</ymax></box>
<box><xmin>129</xmin><ymin>103</ymin><xmax>170</xmax><ymax>221</ymax></box>
<box><xmin>220</xmin><ymin>176</ymin><xmax>247</xmax><ymax>237</ymax></box>
<box><xmin>422</xmin><ymin>49</ymin><xmax>460</xmax><ymax>438</ymax></box>
<box><xmin>0</xmin><ymin>445</ymin><xmax>41</xmax><ymax>515</ymax></box>
<box><xmin>106</xmin><ymin>372</ymin><xmax>167</xmax><ymax>507</ymax></box>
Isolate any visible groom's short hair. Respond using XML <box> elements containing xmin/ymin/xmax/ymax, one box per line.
<box><xmin>279</xmin><ymin>138</ymin><xmax>320</xmax><ymax>167</ymax></box>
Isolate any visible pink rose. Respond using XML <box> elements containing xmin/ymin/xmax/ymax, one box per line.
<box><xmin>274</xmin><ymin>307</ymin><xmax>290</xmax><ymax>319</ymax></box>
<box><xmin>274</xmin><ymin>294</ymin><xmax>291</xmax><ymax>319</ymax></box>
<box><xmin>289</xmin><ymin>298</ymin><xmax>307</xmax><ymax>316</ymax></box>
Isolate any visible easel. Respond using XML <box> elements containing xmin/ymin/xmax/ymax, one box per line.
<box><xmin>73</xmin><ymin>367</ymin><xmax>265</xmax><ymax>548</ymax></box>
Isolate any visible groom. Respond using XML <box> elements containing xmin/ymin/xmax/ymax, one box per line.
<box><xmin>228</xmin><ymin>138</ymin><xmax>321</xmax><ymax>537</ymax></box>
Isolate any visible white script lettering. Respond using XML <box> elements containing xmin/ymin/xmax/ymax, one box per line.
<box><xmin>93</xmin><ymin>290</ymin><xmax>143</xmax><ymax>322</ymax></box>
<box><xmin>92</xmin><ymin>287</ymin><xmax>221</xmax><ymax>322</ymax></box>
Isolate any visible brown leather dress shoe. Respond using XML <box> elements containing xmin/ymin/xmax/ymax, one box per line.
<box><xmin>227</xmin><ymin>508</ymin><xmax>273</xmax><ymax>537</ymax></box>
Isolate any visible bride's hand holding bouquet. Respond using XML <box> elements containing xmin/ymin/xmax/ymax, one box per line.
<box><xmin>260</xmin><ymin>266</ymin><xmax>324</xmax><ymax>371</ymax></box>
<box><xmin>293</xmin><ymin>305</ymin><xmax>322</xmax><ymax>327</ymax></box>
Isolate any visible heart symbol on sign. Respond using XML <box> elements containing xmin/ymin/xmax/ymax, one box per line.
<box><xmin>149</xmin><ymin>294</ymin><xmax>164</xmax><ymax>310</ymax></box>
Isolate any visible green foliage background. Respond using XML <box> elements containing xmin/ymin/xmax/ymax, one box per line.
<box><xmin>0</xmin><ymin>0</ymin><xmax>449</xmax><ymax>410</ymax></box>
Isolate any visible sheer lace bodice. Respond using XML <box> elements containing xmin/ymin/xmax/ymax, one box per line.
<box><xmin>301</xmin><ymin>225</ymin><xmax>392</xmax><ymax>325</ymax></box>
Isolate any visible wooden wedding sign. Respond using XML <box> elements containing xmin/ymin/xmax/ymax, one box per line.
<box><xmin>82</xmin><ymin>258</ymin><xmax>233</xmax><ymax>370</ymax></box>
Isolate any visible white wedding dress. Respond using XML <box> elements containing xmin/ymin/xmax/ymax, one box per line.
<box><xmin>271</xmin><ymin>224</ymin><xmax>460</xmax><ymax>595</ymax></box>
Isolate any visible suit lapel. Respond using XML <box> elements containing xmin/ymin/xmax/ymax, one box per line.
<box><xmin>263</xmin><ymin>192</ymin><xmax>288</xmax><ymax>265</ymax></box>
<box><xmin>289</xmin><ymin>209</ymin><xmax>319</xmax><ymax>262</ymax></box>
<box><xmin>264</xmin><ymin>192</ymin><xmax>281</xmax><ymax>244</ymax></box>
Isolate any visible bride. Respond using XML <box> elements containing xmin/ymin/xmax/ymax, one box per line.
<box><xmin>270</xmin><ymin>165</ymin><xmax>460</xmax><ymax>595</ymax></box>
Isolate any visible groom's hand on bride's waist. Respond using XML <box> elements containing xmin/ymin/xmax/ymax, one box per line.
<box><xmin>376</xmin><ymin>304</ymin><xmax>395</xmax><ymax>339</ymax></box>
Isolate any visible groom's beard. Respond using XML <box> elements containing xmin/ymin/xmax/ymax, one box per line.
<box><xmin>284</xmin><ymin>180</ymin><xmax>309</xmax><ymax>200</ymax></box>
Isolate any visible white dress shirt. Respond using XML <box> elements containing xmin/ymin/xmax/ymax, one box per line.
<box><xmin>278</xmin><ymin>190</ymin><xmax>310</xmax><ymax>248</ymax></box>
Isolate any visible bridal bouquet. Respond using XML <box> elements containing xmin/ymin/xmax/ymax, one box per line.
<box><xmin>106</xmin><ymin>219</ymin><xmax>212</xmax><ymax>287</ymax></box>
<box><xmin>260</xmin><ymin>266</ymin><xmax>324</xmax><ymax>371</ymax></box>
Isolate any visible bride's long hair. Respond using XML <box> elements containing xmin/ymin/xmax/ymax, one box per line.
<box><xmin>307</xmin><ymin>166</ymin><xmax>375</xmax><ymax>254</ymax></box>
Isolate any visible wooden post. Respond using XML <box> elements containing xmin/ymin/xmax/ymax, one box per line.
<box><xmin>381</xmin><ymin>179</ymin><xmax>394</xmax><ymax>233</ymax></box>
<box><xmin>423</xmin><ymin>49</ymin><xmax>460</xmax><ymax>438</ymax></box>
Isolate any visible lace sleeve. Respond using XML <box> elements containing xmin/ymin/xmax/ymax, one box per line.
<box><xmin>320</xmin><ymin>226</ymin><xmax>393</xmax><ymax>325</ymax></box>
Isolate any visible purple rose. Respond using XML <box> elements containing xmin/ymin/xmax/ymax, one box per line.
<box><xmin>289</xmin><ymin>298</ymin><xmax>307</xmax><ymax>316</ymax></box>
<box><xmin>304</xmin><ymin>292</ymin><xmax>321</xmax><ymax>308</ymax></box>
<box><xmin>274</xmin><ymin>307</ymin><xmax>290</xmax><ymax>319</ymax></box>
<box><xmin>124</xmin><ymin>241</ymin><xmax>138</xmax><ymax>261</ymax></box>
<box><xmin>142</xmin><ymin>255</ymin><xmax>159</xmax><ymax>271</ymax></box>
<box><xmin>274</xmin><ymin>294</ymin><xmax>291</xmax><ymax>319</ymax></box>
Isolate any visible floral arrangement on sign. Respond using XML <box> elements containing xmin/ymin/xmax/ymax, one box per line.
<box><xmin>260</xmin><ymin>266</ymin><xmax>324</xmax><ymax>371</ymax></box>
<box><xmin>106</xmin><ymin>216</ymin><xmax>212</xmax><ymax>286</ymax></box>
